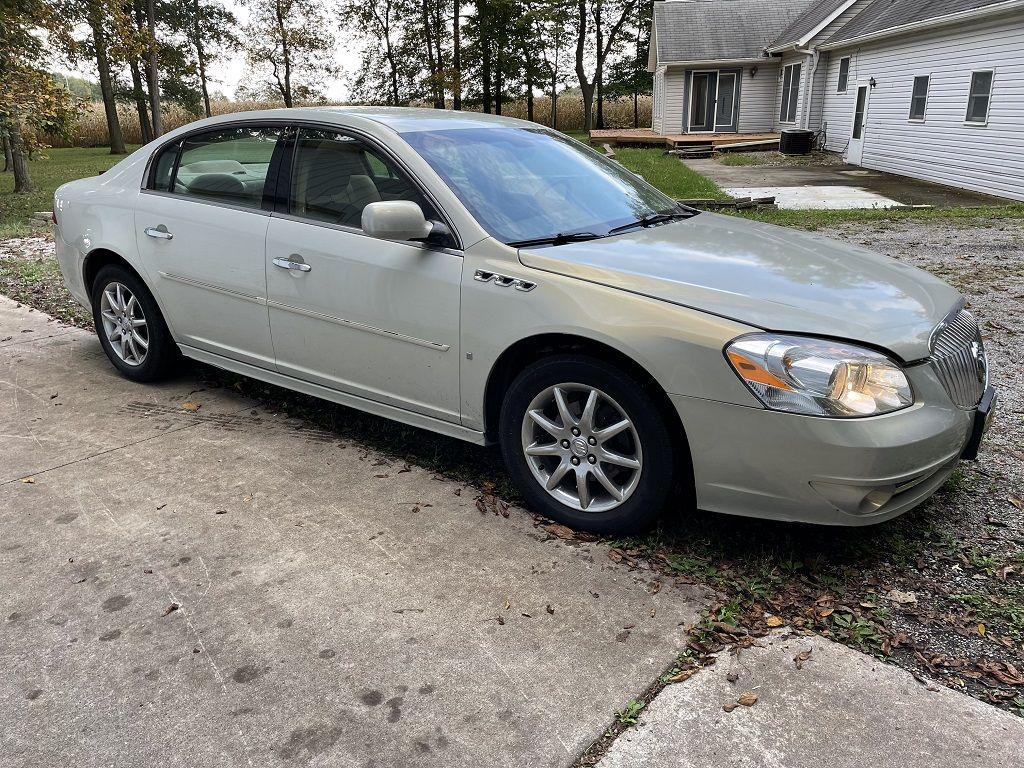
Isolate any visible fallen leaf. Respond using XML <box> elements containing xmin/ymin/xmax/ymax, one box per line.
<box><xmin>608</xmin><ymin>549</ymin><xmax>624</xmax><ymax>563</ymax></box>
<box><xmin>1008</xmin><ymin>493</ymin><xmax>1023</xmax><ymax>511</ymax></box>
<box><xmin>20</xmin><ymin>477</ymin><xmax>35</xmax><ymax>484</ymax></box>
<box><xmin>978</xmin><ymin>623</ymin><xmax>986</xmax><ymax>636</ymax></box>
<box><xmin>726</xmin><ymin>671</ymin><xmax>739</xmax><ymax>683</ymax></box>
<box><xmin>162</xmin><ymin>603</ymin><xmax>180</xmax><ymax>617</ymax></box>
<box><xmin>181</xmin><ymin>402</ymin><xmax>201</xmax><ymax>412</ymax></box>
<box><xmin>668</xmin><ymin>668</ymin><xmax>698</xmax><ymax>684</ymax></box>
<box><xmin>722</xmin><ymin>702</ymin><xmax>738</xmax><ymax>712</ymax></box>
<box><xmin>766</xmin><ymin>616</ymin><xmax>784</xmax><ymax>627</ymax></box>
<box><xmin>737</xmin><ymin>692</ymin><xmax>758</xmax><ymax>707</ymax></box>
<box><xmin>794</xmin><ymin>649</ymin><xmax>812</xmax><ymax>669</ymax></box>
<box><xmin>546</xmin><ymin>524</ymin><xmax>575</xmax><ymax>540</ymax></box>
<box><xmin>885</xmin><ymin>589</ymin><xmax>918</xmax><ymax>605</ymax></box>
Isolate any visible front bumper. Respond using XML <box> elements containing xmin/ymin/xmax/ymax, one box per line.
<box><xmin>672</xmin><ymin>362</ymin><xmax>991</xmax><ymax>526</ymax></box>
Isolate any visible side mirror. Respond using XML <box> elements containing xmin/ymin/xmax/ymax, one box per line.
<box><xmin>362</xmin><ymin>200</ymin><xmax>432</xmax><ymax>242</ymax></box>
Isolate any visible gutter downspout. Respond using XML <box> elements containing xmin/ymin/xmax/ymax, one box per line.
<box><xmin>803</xmin><ymin>49</ymin><xmax>821</xmax><ymax>130</ymax></box>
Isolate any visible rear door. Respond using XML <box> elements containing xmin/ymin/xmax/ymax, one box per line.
<box><xmin>134</xmin><ymin>124</ymin><xmax>284</xmax><ymax>369</ymax></box>
<box><xmin>848</xmin><ymin>84</ymin><xmax>870</xmax><ymax>165</ymax></box>
<box><xmin>265</xmin><ymin>126</ymin><xmax>463</xmax><ymax>423</ymax></box>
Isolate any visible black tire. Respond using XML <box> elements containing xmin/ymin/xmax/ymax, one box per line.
<box><xmin>499</xmin><ymin>355</ymin><xmax>676</xmax><ymax>535</ymax></box>
<box><xmin>91</xmin><ymin>264</ymin><xmax>178</xmax><ymax>382</ymax></box>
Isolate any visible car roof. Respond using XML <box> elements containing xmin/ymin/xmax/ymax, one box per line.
<box><xmin>178</xmin><ymin>106</ymin><xmax>536</xmax><ymax>134</ymax></box>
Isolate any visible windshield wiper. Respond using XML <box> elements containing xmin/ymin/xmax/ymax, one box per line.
<box><xmin>606</xmin><ymin>210</ymin><xmax>696</xmax><ymax>236</ymax></box>
<box><xmin>507</xmin><ymin>231</ymin><xmax>603</xmax><ymax>248</ymax></box>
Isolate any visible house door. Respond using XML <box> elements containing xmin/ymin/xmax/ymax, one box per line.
<box><xmin>715</xmin><ymin>72</ymin><xmax>738</xmax><ymax>132</ymax></box>
<box><xmin>848</xmin><ymin>84</ymin><xmax>870</xmax><ymax>164</ymax></box>
<box><xmin>689</xmin><ymin>72</ymin><xmax>718</xmax><ymax>132</ymax></box>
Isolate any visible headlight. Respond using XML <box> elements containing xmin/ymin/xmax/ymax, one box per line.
<box><xmin>725</xmin><ymin>334</ymin><xmax>913</xmax><ymax>417</ymax></box>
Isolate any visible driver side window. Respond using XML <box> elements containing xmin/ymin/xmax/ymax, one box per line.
<box><xmin>288</xmin><ymin>128</ymin><xmax>435</xmax><ymax>229</ymax></box>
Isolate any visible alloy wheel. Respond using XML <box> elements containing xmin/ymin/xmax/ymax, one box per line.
<box><xmin>99</xmin><ymin>281</ymin><xmax>149</xmax><ymax>366</ymax></box>
<box><xmin>520</xmin><ymin>383</ymin><xmax>643</xmax><ymax>513</ymax></box>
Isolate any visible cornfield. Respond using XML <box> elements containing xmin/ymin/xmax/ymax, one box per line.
<box><xmin>46</xmin><ymin>95</ymin><xmax>653</xmax><ymax>147</ymax></box>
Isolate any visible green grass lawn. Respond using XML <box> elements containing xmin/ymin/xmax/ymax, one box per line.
<box><xmin>0</xmin><ymin>146</ymin><xmax>139</xmax><ymax>239</ymax></box>
<box><xmin>613</xmin><ymin>148</ymin><xmax>731</xmax><ymax>201</ymax></box>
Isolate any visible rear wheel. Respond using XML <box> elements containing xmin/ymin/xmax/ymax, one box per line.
<box><xmin>91</xmin><ymin>265</ymin><xmax>177</xmax><ymax>382</ymax></box>
<box><xmin>499</xmin><ymin>355</ymin><xmax>675</xmax><ymax>534</ymax></box>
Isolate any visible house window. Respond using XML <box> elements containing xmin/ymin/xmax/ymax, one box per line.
<box><xmin>779</xmin><ymin>63</ymin><xmax>801</xmax><ymax>123</ymax></box>
<box><xmin>909</xmin><ymin>75</ymin><xmax>929</xmax><ymax>120</ymax></box>
<box><xmin>966</xmin><ymin>70</ymin><xmax>993</xmax><ymax>123</ymax></box>
<box><xmin>837</xmin><ymin>57</ymin><xmax>851</xmax><ymax>93</ymax></box>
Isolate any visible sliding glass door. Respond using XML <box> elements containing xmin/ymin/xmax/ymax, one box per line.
<box><xmin>688</xmin><ymin>70</ymin><xmax>739</xmax><ymax>133</ymax></box>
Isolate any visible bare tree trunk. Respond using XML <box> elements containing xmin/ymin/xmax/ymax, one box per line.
<box><xmin>421</xmin><ymin>0</ymin><xmax>443</xmax><ymax>109</ymax></box>
<box><xmin>9</xmin><ymin>119</ymin><xmax>36</xmax><ymax>193</ymax></box>
<box><xmin>595</xmin><ymin>0</ymin><xmax>604</xmax><ymax>129</ymax></box>
<box><xmin>575</xmin><ymin>0</ymin><xmax>595</xmax><ymax>131</ymax></box>
<box><xmin>129</xmin><ymin>59</ymin><xmax>154</xmax><ymax>143</ymax></box>
<box><xmin>452</xmin><ymin>0</ymin><xmax>462</xmax><ymax>109</ymax></box>
<box><xmin>2</xmin><ymin>133</ymin><xmax>13</xmax><ymax>172</ymax></box>
<box><xmin>480</xmin><ymin>0</ymin><xmax>492</xmax><ymax>112</ymax></box>
<box><xmin>193</xmin><ymin>0</ymin><xmax>212</xmax><ymax>117</ymax></box>
<box><xmin>525</xmin><ymin>54</ymin><xmax>535</xmax><ymax>122</ymax></box>
<box><xmin>90</xmin><ymin>14</ymin><xmax>127</xmax><ymax>154</ymax></box>
<box><xmin>147</xmin><ymin>0</ymin><xmax>163</xmax><ymax>136</ymax></box>
<box><xmin>275</xmin><ymin>0</ymin><xmax>293</xmax><ymax>106</ymax></box>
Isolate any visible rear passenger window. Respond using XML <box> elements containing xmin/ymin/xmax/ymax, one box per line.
<box><xmin>289</xmin><ymin>128</ymin><xmax>434</xmax><ymax>228</ymax></box>
<box><xmin>171</xmin><ymin>126</ymin><xmax>282</xmax><ymax>208</ymax></box>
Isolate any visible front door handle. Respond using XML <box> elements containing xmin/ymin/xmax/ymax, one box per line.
<box><xmin>273</xmin><ymin>256</ymin><xmax>312</xmax><ymax>272</ymax></box>
<box><xmin>144</xmin><ymin>225</ymin><xmax>173</xmax><ymax>240</ymax></box>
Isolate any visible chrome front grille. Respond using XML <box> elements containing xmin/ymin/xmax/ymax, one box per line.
<box><xmin>929</xmin><ymin>308</ymin><xmax>987</xmax><ymax>409</ymax></box>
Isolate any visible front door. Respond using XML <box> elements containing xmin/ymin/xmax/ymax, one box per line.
<box><xmin>689</xmin><ymin>72</ymin><xmax>718</xmax><ymax>132</ymax></box>
<box><xmin>134</xmin><ymin>124</ymin><xmax>283</xmax><ymax>368</ymax></box>
<box><xmin>848</xmin><ymin>84</ymin><xmax>871</xmax><ymax>165</ymax></box>
<box><xmin>265</xmin><ymin>126</ymin><xmax>463</xmax><ymax>423</ymax></box>
<box><xmin>715</xmin><ymin>72</ymin><xmax>739</xmax><ymax>132</ymax></box>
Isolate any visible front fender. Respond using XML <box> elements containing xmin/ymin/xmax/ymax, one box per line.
<box><xmin>459</xmin><ymin>239</ymin><xmax>762</xmax><ymax>432</ymax></box>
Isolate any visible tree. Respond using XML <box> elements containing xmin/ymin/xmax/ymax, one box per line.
<box><xmin>1</xmin><ymin>0</ymin><xmax>81</xmax><ymax>190</ymax></box>
<box><xmin>604</xmin><ymin>0</ymin><xmax>652</xmax><ymax>127</ymax></box>
<box><xmin>182</xmin><ymin>0</ymin><xmax>237</xmax><ymax>117</ymax></box>
<box><xmin>574</xmin><ymin>0</ymin><xmax>636</xmax><ymax>130</ymax></box>
<box><xmin>340</xmin><ymin>0</ymin><xmax>403</xmax><ymax>105</ymax></box>
<box><xmin>242</xmin><ymin>0</ymin><xmax>339</xmax><ymax>106</ymax></box>
<box><xmin>53</xmin><ymin>0</ymin><xmax>128</xmax><ymax>153</ymax></box>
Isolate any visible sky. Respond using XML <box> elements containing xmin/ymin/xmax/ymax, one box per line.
<box><xmin>50</xmin><ymin>0</ymin><xmax>365</xmax><ymax>102</ymax></box>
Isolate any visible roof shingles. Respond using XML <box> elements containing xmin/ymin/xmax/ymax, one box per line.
<box><xmin>654</xmin><ymin>0</ymin><xmax>816</xmax><ymax>63</ymax></box>
<box><xmin>826</xmin><ymin>0</ymin><xmax>1015</xmax><ymax>44</ymax></box>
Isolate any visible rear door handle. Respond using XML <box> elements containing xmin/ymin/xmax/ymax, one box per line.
<box><xmin>144</xmin><ymin>225</ymin><xmax>173</xmax><ymax>240</ymax></box>
<box><xmin>273</xmin><ymin>256</ymin><xmax>311</xmax><ymax>272</ymax></box>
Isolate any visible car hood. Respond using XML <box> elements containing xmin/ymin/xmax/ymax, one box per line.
<box><xmin>518</xmin><ymin>213</ymin><xmax>960</xmax><ymax>361</ymax></box>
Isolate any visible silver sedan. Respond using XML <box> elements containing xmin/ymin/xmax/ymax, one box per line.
<box><xmin>53</xmin><ymin>107</ymin><xmax>995</xmax><ymax>532</ymax></box>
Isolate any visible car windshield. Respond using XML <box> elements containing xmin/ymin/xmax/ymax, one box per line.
<box><xmin>400</xmin><ymin>126</ymin><xmax>687</xmax><ymax>245</ymax></box>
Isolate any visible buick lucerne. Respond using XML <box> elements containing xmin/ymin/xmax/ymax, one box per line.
<box><xmin>53</xmin><ymin>108</ymin><xmax>996</xmax><ymax>533</ymax></box>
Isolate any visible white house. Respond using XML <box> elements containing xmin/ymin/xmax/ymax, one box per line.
<box><xmin>649</xmin><ymin>0</ymin><xmax>1024</xmax><ymax>201</ymax></box>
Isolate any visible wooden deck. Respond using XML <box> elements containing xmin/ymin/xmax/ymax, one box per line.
<box><xmin>589</xmin><ymin>128</ymin><xmax>780</xmax><ymax>149</ymax></box>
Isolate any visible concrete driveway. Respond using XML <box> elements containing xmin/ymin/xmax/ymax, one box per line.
<box><xmin>3</xmin><ymin>295</ymin><xmax>1024</xmax><ymax>768</ymax></box>
<box><xmin>0</xmin><ymin>297</ymin><xmax>708</xmax><ymax>767</ymax></box>
<box><xmin>685</xmin><ymin>157</ymin><xmax>1012</xmax><ymax>209</ymax></box>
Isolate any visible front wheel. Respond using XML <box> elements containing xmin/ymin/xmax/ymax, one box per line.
<box><xmin>499</xmin><ymin>355</ymin><xmax>676</xmax><ymax>534</ymax></box>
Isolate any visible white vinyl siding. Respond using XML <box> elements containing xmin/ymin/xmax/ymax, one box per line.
<box><xmin>820</xmin><ymin>13</ymin><xmax>1024</xmax><ymax>202</ymax></box>
<box><xmin>737</xmin><ymin>62</ymin><xmax>781</xmax><ymax>133</ymax></box>
<box><xmin>652</xmin><ymin>68</ymin><xmax>665</xmax><ymax>133</ymax></box>
<box><xmin>654</xmin><ymin>66</ymin><xmax>687</xmax><ymax>135</ymax></box>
